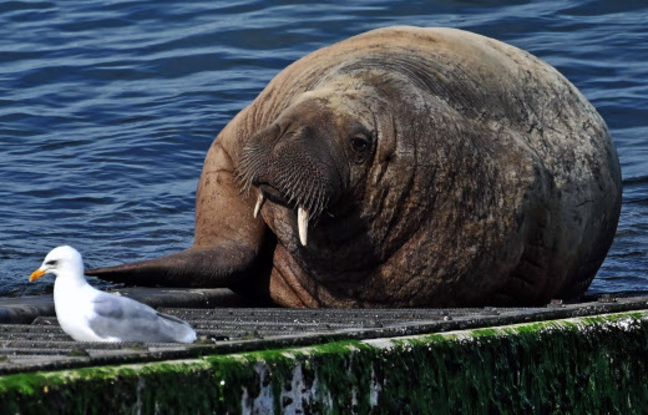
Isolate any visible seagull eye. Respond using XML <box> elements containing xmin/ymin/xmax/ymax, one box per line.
<box><xmin>45</xmin><ymin>260</ymin><xmax>58</xmax><ymax>266</ymax></box>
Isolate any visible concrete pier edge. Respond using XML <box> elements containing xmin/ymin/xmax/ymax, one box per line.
<box><xmin>2</xmin><ymin>309</ymin><xmax>648</xmax><ymax>414</ymax></box>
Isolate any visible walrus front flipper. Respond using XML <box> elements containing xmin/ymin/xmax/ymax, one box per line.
<box><xmin>86</xmin><ymin>245</ymin><xmax>265</xmax><ymax>289</ymax></box>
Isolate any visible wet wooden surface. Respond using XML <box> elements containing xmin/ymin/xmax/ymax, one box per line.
<box><xmin>1</xmin><ymin>289</ymin><xmax>646</xmax><ymax>375</ymax></box>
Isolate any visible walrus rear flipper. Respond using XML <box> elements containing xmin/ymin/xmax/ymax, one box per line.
<box><xmin>86</xmin><ymin>245</ymin><xmax>265</xmax><ymax>289</ymax></box>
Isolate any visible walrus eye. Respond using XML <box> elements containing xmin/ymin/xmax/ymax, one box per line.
<box><xmin>348</xmin><ymin>135</ymin><xmax>372</xmax><ymax>164</ymax></box>
<box><xmin>350</xmin><ymin>136</ymin><xmax>370</xmax><ymax>153</ymax></box>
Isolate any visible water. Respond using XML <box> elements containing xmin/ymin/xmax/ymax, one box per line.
<box><xmin>1</xmin><ymin>1</ymin><xmax>647</xmax><ymax>298</ymax></box>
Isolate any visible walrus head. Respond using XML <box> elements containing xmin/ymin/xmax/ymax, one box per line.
<box><xmin>237</xmin><ymin>89</ymin><xmax>378</xmax><ymax>247</ymax></box>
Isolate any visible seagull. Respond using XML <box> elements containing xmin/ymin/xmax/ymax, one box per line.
<box><xmin>30</xmin><ymin>246</ymin><xmax>197</xmax><ymax>343</ymax></box>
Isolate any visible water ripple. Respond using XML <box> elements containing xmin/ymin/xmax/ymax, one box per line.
<box><xmin>1</xmin><ymin>0</ymin><xmax>647</xmax><ymax>297</ymax></box>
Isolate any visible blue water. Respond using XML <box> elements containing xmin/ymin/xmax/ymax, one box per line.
<box><xmin>1</xmin><ymin>1</ymin><xmax>647</xmax><ymax>298</ymax></box>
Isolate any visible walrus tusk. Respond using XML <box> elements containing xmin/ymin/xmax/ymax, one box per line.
<box><xmin>298</xmin><ymin>206</ymin><xmax>308</xmax><ymax>246</ymax></box>
<box><xmin>253</xmin><ymin>191</ymin><xmax>266</xmax><ymax>218</ymax></box>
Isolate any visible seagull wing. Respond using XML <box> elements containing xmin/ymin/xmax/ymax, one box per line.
<box><xmin>88</xmin><ymin>292</ymin><xmax>196</xmax><ymax>343</ymax></box>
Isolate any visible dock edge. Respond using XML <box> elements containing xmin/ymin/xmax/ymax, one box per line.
<box><xmin>2</xmin><ymin>310</ymin><xmax>648</xmax><ymax>414</ymax></box>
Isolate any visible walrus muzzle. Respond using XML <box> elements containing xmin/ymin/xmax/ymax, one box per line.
<box><xmin>237</xmin><ymin>120</ymin><xmax>343</xmax><ymax>246</ymax></box>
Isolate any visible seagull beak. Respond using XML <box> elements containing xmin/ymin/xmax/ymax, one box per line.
<box><xmin>29</xmin><ymin>268</ymin><xmax>46</xmax><ymax>282</ymax></box>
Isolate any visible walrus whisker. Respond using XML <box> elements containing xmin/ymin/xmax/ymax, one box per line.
<box><xmin>235</xmin><ymin>155</ymin><xmax>252</xmax><ymax>193</ymax></box>
<box><xmin>302</xmin><ymin>179</ymin><xmax>316</xmax><ymax>209</ymax></box>
<box><xmin>313</xmin><ymin>188</ymin><xmax>328</xmax><ymax>223</ymax></box>
<box><xmin>237</xmin><ymin>145</ymin><xmax>269</xmax><ymax>196</ymax></box>
<box><xmin>237</xmin><ymin>172</ymin><xmax>253</xmax><ymax>195</ymax></box>
<box><xmin>278</xmin><ymin>169</ymin><xmax>302</xmax><ymax>205</ymax></box>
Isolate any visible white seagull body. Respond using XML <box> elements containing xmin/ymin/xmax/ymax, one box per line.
<box><xmin>30</xmin><ymin>246</ymin><xmax>197</xmax><ymax>343</ymax></box>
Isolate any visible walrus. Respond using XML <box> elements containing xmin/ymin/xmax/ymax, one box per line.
<box><xmin>87</xmin><ymin>26</ymin><xmax>622</xmax><ymax>308</ymax></box>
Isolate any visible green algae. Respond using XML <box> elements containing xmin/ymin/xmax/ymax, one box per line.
<box><xmin>0</xmin><ymin>359</ymin><xmax>217</xmax><ymax>415</ymax></box>
<box><xmin>2</xmin><ymin>311</ymin><xmax>648</xmax><ymax>414</ymax></box>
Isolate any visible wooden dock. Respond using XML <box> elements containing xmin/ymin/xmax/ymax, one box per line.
<box><xmin>2</xmin><ymin>289</ymin><xmax>648</xmax><ymax>414</ymax></box>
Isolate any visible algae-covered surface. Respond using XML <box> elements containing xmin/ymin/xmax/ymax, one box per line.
<box><xmin>2</xmin><ymin>310</ymin><xmax>648</xmax><ymax>414</ymax></box>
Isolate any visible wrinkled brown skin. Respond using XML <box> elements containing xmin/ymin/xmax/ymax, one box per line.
<box><xmin>87</xmin><ymin>26</ymin><xmax>622</xmax><ymax>308</ymax></box>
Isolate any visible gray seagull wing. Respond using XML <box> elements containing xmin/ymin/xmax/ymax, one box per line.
<box><xmin>88</xmin><ymin>292</ymin><xmax>195</xmax><ymax>343</ymax></box>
